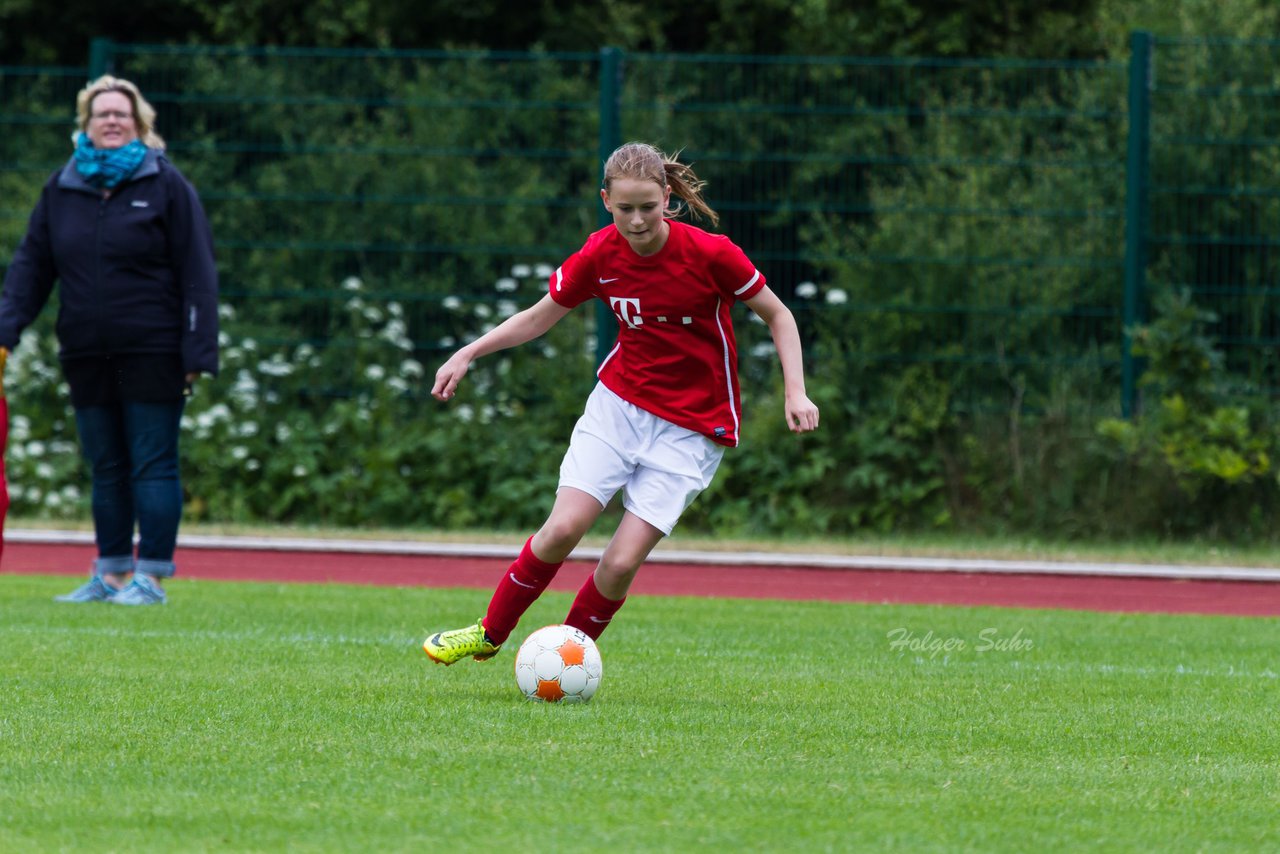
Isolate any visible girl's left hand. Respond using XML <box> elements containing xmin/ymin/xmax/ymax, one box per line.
<box><xmin>785</xmin><ymin>393</ymin><xmax>820</xmax><ymax>433</ymax></box>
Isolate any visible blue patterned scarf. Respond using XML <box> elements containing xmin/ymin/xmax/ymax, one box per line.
<box><xmin>73</xmin><ymin>132</ymin><xmax>147</xmax><ymax>189</ymax></box>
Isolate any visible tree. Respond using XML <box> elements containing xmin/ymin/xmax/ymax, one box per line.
<box><xmin>2</xmin><ymin>0</ymin><xmax>1110</xmax><ymax>67</ymax></box>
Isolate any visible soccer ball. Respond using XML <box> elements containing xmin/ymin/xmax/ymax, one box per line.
<box><xmin>514</xmin><ymin>624</ymin><xmax>603</xmax><ymax>703</ymax></box>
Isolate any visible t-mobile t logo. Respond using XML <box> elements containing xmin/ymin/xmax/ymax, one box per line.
<box><xmin>609</xmin><ymin>296</ymin><xmax>644</xmax><ymax>329</ymax></box>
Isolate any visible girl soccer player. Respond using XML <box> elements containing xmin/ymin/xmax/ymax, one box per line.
<box><xmin>423</xmin><ymin>142</ymin><xmax>819</xmax><ymax>665</ymax></box>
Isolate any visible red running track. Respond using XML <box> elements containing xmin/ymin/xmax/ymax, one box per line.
<box><xmin>3</xmin><ymin>541</ymin><xmax>1280</xmax><ymax>617</ymax></box>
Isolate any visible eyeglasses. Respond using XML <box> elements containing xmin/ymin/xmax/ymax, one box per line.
<box><xmin>90</xmin><ymin>110</ymin><xmax>134</xmax><ymax>121</ymax></box>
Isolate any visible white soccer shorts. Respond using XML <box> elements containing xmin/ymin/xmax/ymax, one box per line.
<box><xmin>558</xmin><ymin>383</ymin><xmax>725</xmax><ymax>535</ymax></box>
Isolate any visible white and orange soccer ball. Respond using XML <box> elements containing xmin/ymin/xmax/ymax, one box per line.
<box><xmin>514</xmin><ymin>624</ymin><xmax>603</xmax><ymax>703</ymax></box>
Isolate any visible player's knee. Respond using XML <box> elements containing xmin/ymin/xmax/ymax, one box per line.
<box><xmin>534</xmin><ymin>519</ymin><xmax>586</xmax><ymax>560</ymax></box>
<box><xmin>596</xmin><ymin>554</ymin><xmax>641</xmax><ymax>588</ymax></box>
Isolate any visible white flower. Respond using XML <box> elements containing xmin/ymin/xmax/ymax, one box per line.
<box><xmin>237</xmin><ymin>421</ymin><xmax>259</xmax><ymax>437</ymax></box>
<box><xmin>455</xmin><ymin>404</ymin><xmax>474</xmax><ymax>423</ymax></box>
<box><xmin>276</xmin><ymin>423</ymin><xmax>293</xmax><ymax>442</ymax></box>
<box><xmin>231</xmin><ymin>446</ymin><xmax>249</xmax><ymax>460</ymax></box>
<box><xmin>751</xmin><ymin>342</ymin><xmax>777</xmax><ymax>358</ymax></box>
<box><xmin>27</xmin><ymin>441</ymin><xmax>45</xmax><ymax>457</ymax></box>
<box><xmin>400</xmin><ymin>359</ymin><xmax>424</xmax><ymax>379</ymax></box>
<box><xmin>534</xmin><ymin>263</ymin><xmax>554</xmax><ymax>279</ymax></box>
<box><xmin>497</xmin><ymin>300</ymin><xmax>517</xmax><ymax>318</ymax></box>
<box><xmin>796</xmin><ymin>281</ymin><xmax>818</xmax><ymax>299</ymax></box>
<box><xmin>292</xmin><ymin>464</ymin><xmax>308</xmax><ymax>477</ymax></box>
<box><xmin>232</xmin><ymin>369</ymin><xmax>259</xmax><ymax>404</ymax></box>
<box><xmin>442</xmin><ymin>295</ymin><xmax>462</xmax><ymax>311</ymax></box>
<box><xmin>826</xmin><ymin>288</ymin><xmax>848</xmax><ymax>305</ymax></box>
<box><xmin>366</xmin><ymin>365</ymin><xmax>386</xmax><ymax>381</ymax></box>
<box><xmin>380</xmin><ymin>318</ymin><xmax>412</xmax><ymax>350</ymax></box>
<box><xmin>258</xmin><ymin>355</ymin><xmax>294</xmax><ymax>377</ymax></box>
<box><xmin>196</xmin><ymin>404</ymin><xmax>232</xmax><ymax>429</ymax></box>
<box><xmin>511</xmin><ymin>264</ymin><xmax>532</xmax><ymax>278</ymax></box>
<box><xmin>495</xmin><ymin>277</ymin><xmax>518</xmax><ymax>292</ymax></box>
<box><xmin>473</xmin><ymin>304</ymin><xmax>492</xmax><ymax>319</ymax></box>
<box><xmin>438</xmin><ymin>336</ymin><xmax>456</xmax><ymax>348</ymax></box>
<box><xmin>342</xmin><ymin>276</ymin><xmax>363</xmax><ymax>291</ymax></box>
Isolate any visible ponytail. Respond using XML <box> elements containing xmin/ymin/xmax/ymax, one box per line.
<box><xmin>603</xmin><ymin>142</ymin><xmax>720</xmax><ymax>227</ymax></box>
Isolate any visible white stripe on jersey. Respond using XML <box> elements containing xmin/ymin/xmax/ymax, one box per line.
<box><xmin>712</xmin><ymin>297</ymin><xmax>740</xmax><ymax>444</ymax></box>
<box><xmin>596</xmin><ymin>340</ymin><xmax>622</xmax><ymax>377</ymax></box>
<box><xmin>733</xmin><ymin>270</ymin><xmax>761</xmax><ymax>296</ymax></box>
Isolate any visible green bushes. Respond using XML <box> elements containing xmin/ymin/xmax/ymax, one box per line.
<box><xmin>6</xmin><ymin>272</ymin><xmax>1280</xmax><ymax>543</ymax></box>
<box><xmin>3</xmin><ymin>37</ymin><xmax>1280</xmax><ymax>543</ymax></box>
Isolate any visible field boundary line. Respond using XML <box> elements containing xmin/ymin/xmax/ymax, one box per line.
<box><xmin>8</xmin><ymin>527</ymin><xmax>1280</xmax><ymax>583</ymax></box>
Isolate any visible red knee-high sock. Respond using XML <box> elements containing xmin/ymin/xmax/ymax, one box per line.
<box><xmin>564</xmin><ymin>573</ymin><xmax>627</xmax><ymax>641</ymax></box>
<box><xmin>483</xmin><ymin>537</ymin><xmax>563</xmax><ymax>646</ymax></box>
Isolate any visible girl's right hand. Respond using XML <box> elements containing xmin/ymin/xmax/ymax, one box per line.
<box><xmin>431</xmin><ymin>352</ymin><xmax>471</xmax><ymax>401</ymax></box>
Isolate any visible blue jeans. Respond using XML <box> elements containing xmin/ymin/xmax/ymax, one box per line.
<box><xmin>74</xmin><ymin>400</ymin><xmax>185</xmax><ymax>578</ymax></box>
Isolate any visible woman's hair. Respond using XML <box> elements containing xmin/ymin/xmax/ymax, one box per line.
<box><xmin>603</xmin><ymin>142</ymin><xmax>719</xmax><ymax>227</ymax></box>
<box><xmin>75</xmin><ymin>75</ymin><xmax>166</xmax><ymax>150</ymax></box>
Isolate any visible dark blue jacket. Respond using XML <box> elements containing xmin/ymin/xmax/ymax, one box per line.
<box><xmin>0</xmin><ymin>149</ymin><xmax>219</xmax><ymax>375</ymax></box>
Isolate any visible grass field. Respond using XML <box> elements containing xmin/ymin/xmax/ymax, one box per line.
<box><xmin>2</xmin><ymin>573</ymin><xmax>1277</xmax><ymax>852</ymax></box>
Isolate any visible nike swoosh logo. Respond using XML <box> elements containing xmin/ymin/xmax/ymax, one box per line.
<box><xmin>588</xmin><ymin>615</ymin><xmax>611</xmax><ymax>623</ymax></box>
<box><xmin>509</xmin><ymin>572</ymin><xmax>538</xmax><ymax>589</ymax></box>
<box><xmin>598</xmin><ymin>277</ymin><xmax>619</xmax><ymax>284</ymax></box>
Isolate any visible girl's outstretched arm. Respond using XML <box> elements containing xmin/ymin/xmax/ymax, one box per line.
<box><xmin>743</xmin><ymin>286</ymin><xmax>820</xmax><ymax>433</ymax></box>
<box><xmin>432</xmin><ymin>293</ymin><xmax>572</xmax><ymax>401</ymax></box>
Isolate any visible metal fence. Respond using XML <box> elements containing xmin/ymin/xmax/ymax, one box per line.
<box><xmin>0</xmin><ymin>36</ymin><xmax>1276</xmax><ymax>417</ymax></box>
<box><xmin>1140</xmin><ymin>34</ymin><xmax>1280</xmax><ymax>400</ymax></box>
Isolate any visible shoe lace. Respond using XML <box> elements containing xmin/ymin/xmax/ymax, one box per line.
<box><xmin>440</xmin><ymin>623</ymin><xmax>487</xmax><ymax>652</ymax></box>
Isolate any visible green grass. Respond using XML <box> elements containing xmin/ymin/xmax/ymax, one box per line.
<box><xmin>2</xmin><ymin>574</ymin><xmax>1278</xmax><ymax>852</ymax></box>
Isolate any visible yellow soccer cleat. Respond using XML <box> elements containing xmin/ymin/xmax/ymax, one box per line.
<box><xmin>423</xmin><ymin>618</ymin><xmax>501</xmax><ymax>665</ymax></box>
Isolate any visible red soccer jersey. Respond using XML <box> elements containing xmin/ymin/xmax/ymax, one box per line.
<box><xmin>549</xmin><ymin>220</ymin><xmax>766</xmax><ymax>447</ymax></box>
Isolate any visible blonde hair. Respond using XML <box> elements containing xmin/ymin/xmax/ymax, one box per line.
<box><xmin>603</xmin><ymin>142</ymin><xmax>719</xmax><ymax>227</ymax></box>
<box><xmin>75</xmin><ymin>75</ymin><xmax>165</xmax><ymax>150</ymax></box>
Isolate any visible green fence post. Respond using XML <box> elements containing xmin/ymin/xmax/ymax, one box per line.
<box><xmin>595</xmin><ymin>47</ymin><xmax>623</xmax><ymax>368</ymax></box>
<box><xmin>1121</xmin><ymin>31</ymin><xmax>1153</xmax><ymax>418</ymax></box>
<box><xmin>88</xmin><ymin>38</ymin><xmax>115</xmax><ymax>78</ymax></box>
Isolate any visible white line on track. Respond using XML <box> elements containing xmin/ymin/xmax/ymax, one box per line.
<box><xmin>7</xmin><ymin>528</ymin><xmax>1280</xmax><ymax>582</ymax></box>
